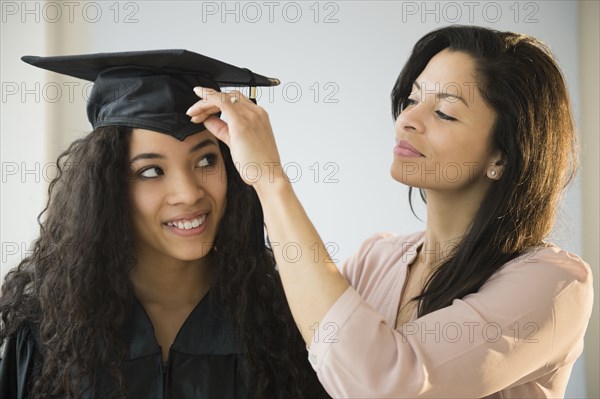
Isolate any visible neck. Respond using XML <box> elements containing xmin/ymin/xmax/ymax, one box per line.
<box><xmin>420</xmin><ymin>187</ymin><xmax>484</xmax><ymax>267</ymax></box>
<box><xmin>130</xmin><ymin>250</ymin><xmax>214</xmax><ymax>310</ymax></box>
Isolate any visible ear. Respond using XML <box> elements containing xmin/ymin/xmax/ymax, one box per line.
<box><xmin>486</xmin><ymin>151</ymin><xmax>506</xmax><ymax>181</ymax></box>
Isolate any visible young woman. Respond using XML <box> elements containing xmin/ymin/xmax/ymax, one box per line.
<box><xmin>0</xmin><ymin>50</ymin><xmax>329</xmax><ymax>398</ymax></box>
<box><xmin>187</xmin><ymin>26</ymin><xmax>594</xmax><ymax>398</ymax></box>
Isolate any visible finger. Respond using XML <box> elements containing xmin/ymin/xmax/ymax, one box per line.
<box><xmin>186</xmin><ymin>100</ymin><xmax>221</xmax><ymax>117</ymax></box>
<box><xmin>192</xmin><ymin>86</ymin><xmax>218</xmax><ymax>98</ymax></box>
<box><xmin>193</xmin><ymin>86</ymin><xmax>253</xmax><ymax>110</ymax></box>
<box><xmin>188</xmin><ymin>106</ymin><xmax>222</xmax><ymax>123</ymax></box>
<box><xmin>190</xmin><ymin>114</ymin><xmax>212</xmax><ymax>124</ymax></box>
<box><xmin>227</xmin><ymin>90</ymin><xmax>253</xmax><ymax>104</ymax></box>
<box><xmin>192</xmin><ymin>86</ymin><xmax>229</xmax><ymax>104</ymax></box>
<box><xmin>202</xmin><ymin>115</ymin><xmax>230</xmax><ymax>144</ymax></box>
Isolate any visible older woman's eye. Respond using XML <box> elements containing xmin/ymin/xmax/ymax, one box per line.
<box><xmin>139</xmin><ymin>166</ymin><xmax>164</xmax><ymax>178</ymax></box>
<box><xmin>404</xmin><ymin>98</ymin><xmax>418</xmax><ymax>108</ymax></box>
<box><xmin>197</xmin><ymin>154</ymin><xmax>217</xmax><ymax>168</ymax></box>
<box><xmin>435</xmin><ymin>110</ymin><xmax>458</xmax><ymax>121</ymax></box>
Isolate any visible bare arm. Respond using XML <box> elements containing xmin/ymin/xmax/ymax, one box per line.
<box><xmin>187</xmin><ymin>88</ymin><xmax>349</xmax><ymax>344</ymax></box>
<box><xmin>186</xmin><ymin>88</ymin><xmax>593</xmax><ymax>398</ymax></box>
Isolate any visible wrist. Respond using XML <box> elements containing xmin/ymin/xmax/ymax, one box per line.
<box><xmin>253</xmin><ymin>162</ymin><xmax>293</xmax><ymax>199</ymax></box>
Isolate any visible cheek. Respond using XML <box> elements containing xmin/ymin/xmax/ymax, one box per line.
<box><xmin>428</xmin><ymin>132</ymin><xmax>463</xmax><ymax>162</ymax></box>
<box><xmin>207</xmin><ymin>167</ymin><xmax>227</xmax><ymax>217</ymax></box>
<box><xmin>129</xmin><ymin>183</ymin><xmax>160</xmax><ymax>227</ymax></box>
<box><xmin>431</xmin><ymin>129</ymin><xmax>489</xmax><ymax>162</ymax></box>
<box><xmin>216</xmin><ymin>175</ymin><xmax>228</xmax><ymax>214</ymax></box>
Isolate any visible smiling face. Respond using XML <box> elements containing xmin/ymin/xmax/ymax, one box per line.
<box><xmin>391</xmin><ymin>49</ymin><xmax>501</xmax><ymax>194</ymax></box>
<box><xmin>128</xmin><ymin>129</ymin><xmax>227</xmax><ymax>264</ymax></box>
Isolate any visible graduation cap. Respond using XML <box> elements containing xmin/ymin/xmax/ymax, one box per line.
<box><xmin>22</xmin><ymin>49</ymin><xmax>280</xmax><ymax>140</ymax></box>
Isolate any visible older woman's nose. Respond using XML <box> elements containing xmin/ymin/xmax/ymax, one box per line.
<box><xmin>395</xmin><ymin>101</ymin><xmax>426</xmax><ymax>134</ymax></box>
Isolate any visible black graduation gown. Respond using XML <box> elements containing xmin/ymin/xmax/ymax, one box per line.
<box><xmin>0</xmin><ymin>291</ymin><xmax>252</xmax><ymax>398</ymax></box>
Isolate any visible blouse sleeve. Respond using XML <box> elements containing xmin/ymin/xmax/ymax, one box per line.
<box><xmin>307</xmin><ymin>241</ymin><xmax>593</xmax><ymax>398</ymax></box>
<box><xmin>0</xmin><ymin>324</ymin><xmax>39</xmax><ymax>399</ymax></box>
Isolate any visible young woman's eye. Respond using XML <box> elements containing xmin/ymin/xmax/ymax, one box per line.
<box><xmin>138</xmin><ymin>166</ymin><xmax>164</xmax><ymax>179</ymax></box>
<box><xmin>197</xmin><ymin>154</ymin><xmax>217</xmax><ymax>168</ymax></box>
<box><xmin>435</xmin><ymin>110</ymin><xmax>457</xmax><ymax>121</ymax></box>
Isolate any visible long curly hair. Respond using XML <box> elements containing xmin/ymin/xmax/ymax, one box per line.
<box><xmin>0</xmin><ymin>126</ymin><xmax>328</xmax><ymax>398</ymax></box>
<box><xmin>390</xmin><ymin>26</ymin><xmax>578</xmax><ymax>317</ymax></box>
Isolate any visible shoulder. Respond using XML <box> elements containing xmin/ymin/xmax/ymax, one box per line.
<box><xmin>485</xmin><ymin>243</ymin><xmax>592</xmax><ymax>299</ymax></box>
<box><xmin>339</xmin><ymin>231</ymin><xmax>425</xmax><ymax>285</ymax></box>
<box><xmin>1</xmin><ymin>321</ymin><xmax>41</xmax><ymax>395</ymax></box>
<box><xmin>2</xmin><ymin>321</ymin><xmax>41</xmax><ymax>357</ymax></box>
<box><xmin>3</xmin><ymin>320</ymin><xmax>37</xmax><ymax>342</ymax></box>
<box><xmin>460</xmin><ymin>244</ymin><xmax>593</xmax><ymax>366</ymax></box>
<box><xmin>469</xmin><ymin>244</ymin><xmax>592</xmax><ymax>344</ymax></box>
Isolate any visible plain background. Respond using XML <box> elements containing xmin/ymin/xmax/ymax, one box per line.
<box><xmin>1</xmin><ymin>1</ymin><xmax>598</xmax><ymax>397</ymax></box>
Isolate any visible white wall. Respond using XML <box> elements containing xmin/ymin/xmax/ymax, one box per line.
<box><xmin>1</xmin><ymin>0</ymin><xmax>49</xmax><ymax>284</ymax></box>
<box><xmin>1</xmin><ymin>1</ymin><xmax>597</xmax><ymax>397</ymax></box>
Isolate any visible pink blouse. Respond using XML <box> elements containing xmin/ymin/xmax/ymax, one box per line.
<box><xmin>308</xmin><ymin>231</ymin><xmax>593</xmax><ymax>398</ymax></box>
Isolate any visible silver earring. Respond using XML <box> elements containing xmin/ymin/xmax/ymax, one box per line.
<box><xmin>490</xmin><ymin>170</ymin><xmax>497</xmax><ymax>177</ymax></box>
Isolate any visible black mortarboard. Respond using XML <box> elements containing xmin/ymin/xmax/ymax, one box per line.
<box><xmin>21</xmin><ymin>49</ymin><xmax>280</xmax><ymax>140</ymax></box>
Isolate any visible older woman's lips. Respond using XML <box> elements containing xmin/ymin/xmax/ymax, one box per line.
<box><xmin>394</xmin><ymin>140</ymin><xmax>424</xmax><ymax>157</ymax></box>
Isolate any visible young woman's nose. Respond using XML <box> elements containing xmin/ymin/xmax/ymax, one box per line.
<box><xmin>166</xmin><ymin>171</ymin><xmax>205</xmax><ymax>206</ymax></box>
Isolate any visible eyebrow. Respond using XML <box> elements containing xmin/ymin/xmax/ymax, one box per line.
<box><xmin>129</xmin><ymin>138</ymin><xmax>218</xmax><ymax>163</ymax></box>
<box><xmin>411</xmin><ymin>82</ymin><xmax>469</xmax><ymax>107</ymax></box>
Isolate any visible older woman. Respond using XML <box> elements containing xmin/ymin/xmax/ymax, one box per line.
<box><xmin>188</xmin><ymin>26</ymin><xmax>593</xmax><ymax>398</ymax></box>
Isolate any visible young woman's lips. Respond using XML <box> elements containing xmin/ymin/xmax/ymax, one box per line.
<box><xmin>163</xmin><ymin>212</ymin><xmax>209</xmax><ymax>237</ymax></box>
<box><xmin>394</xmin><ymin>140</ymin><xmax>424</xmax><ymax>158</ymax></box>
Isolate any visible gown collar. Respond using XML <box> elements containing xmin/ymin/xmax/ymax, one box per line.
<box><xmin>122</xmin><ymin>290</ymin><xmax>244</xmax><ymax>360</ymax></box>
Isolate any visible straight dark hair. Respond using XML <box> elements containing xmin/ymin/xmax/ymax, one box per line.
<box><xmin>390</xmin><ymin>25</ymin><xmax>578</xmax><ymax>317</ymax></box>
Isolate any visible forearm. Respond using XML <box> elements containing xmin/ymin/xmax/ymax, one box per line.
<box><xmin>185</xmin><ymin>89</ymin><xmax>350</xmax><ymax>343</ymax></box>
<box><xmin>255</xmin><ymin>177</ymin><xmax>349</xmax><ymax>345</ymax></box>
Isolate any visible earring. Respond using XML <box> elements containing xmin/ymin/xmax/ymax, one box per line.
<box><xmin>491</xmin><ymin>170</ymin><xmax>497</xmax><ymax>177</ymax></box>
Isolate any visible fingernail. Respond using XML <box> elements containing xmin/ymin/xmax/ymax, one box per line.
<box><xmin>186</xmin><ymin>106</ymin><xmax>193</xmax><ymax>116</ymax></box>
<box><xmin>193</xmin><ymin>86</ymin><xmax>202</xmax><ymax>94</ymax></box>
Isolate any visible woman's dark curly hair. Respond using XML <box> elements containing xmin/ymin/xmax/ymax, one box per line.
<box><xmin>0</xmin><ymin>126</ymin><xmax>328</xmax><ymax>398</ymax></box>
